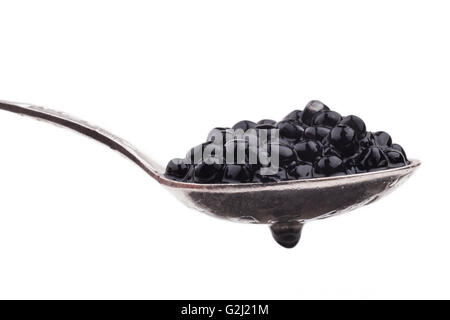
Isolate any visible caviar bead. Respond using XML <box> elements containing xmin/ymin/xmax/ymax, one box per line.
<box><xmin>359</xmin><ymin>132</ymin><xmax>375</xmax><ymax>148</ymax></box>
<box><xmin>301</xmin><ymin>100</ymin><xmax>330</xmax><ymax>125</ymax></box>
<box><xmin>277</xmin><ymin>120</ymin><xmax>304</xmax><ymax>140</ymax></box>
<box><xmin>166</xmin><ymin>101</ymin><xmax>410</xmax><ymax>184</ymax></box>
<box><xmin>222</xmin><ymin>164</ymin><xmax>253</xmax><ymax>183</ymax></box>
<box><xmin>373</xmin><ymin>131</ymin><xmax>392</xmax><ymax>147</ymax></box>
<box><xmin>358</xmin><ymin>147</ymin><xmax>388</xmax><ymax>171</ymax></box>
<box><xmin>315</xmin><ymin>156</ymin><xmax>345</xmax><ymax>176</ymax></box>
<box><xmin>340</xmin><ymin>115</ymin><xmax>366</xmax><ymax>138</ymax></box>
<box><xmin>194</xmin><ymin>163</ymin><xmax>224</xmax><ymax>183</ymax></box>
<box><xmin>232</xmin><ymin>120</ymin><xmax>256</xmax><ymax>131</ymax></box>
<box><xmin>294</xmin><ymin>140</ymin><xmax>321</xmax><ymax>163</ymax></box>
<box><xmin>385</xmin><ymin>149</ymin><xmax>407</xmax><ymax>168</ymax></box>
<box><xmin>304</xmin><ymin>126</ymin><xmax>331</xmax><ymax>141</ymax></box>
<box><xmin>330</xmin><ymin>125</ymin><xmax>357</xmax><ymax>155</ymax></box>
<box><xmin>312</xmin><ymin>111</ymin><xmax>342</xmax><ymax>128</ymax></box>
<box><xmin>391</xmin><ymin>143</ymin><xmax>408</xmax><ymax>160</ymax></box>
<box><xmin>165</xmin><ymin>158</ymin><xmax>190</xmax><ymax>180</ymax></box>
<box><xmin>294</xmin><ymin>163</ymin><xmax>314</xmax><ymax>179</ymax></box>
<box><xmin>257</xmin><ymin>119</ymin><xmax>277</xmax><ymax>126</ymax></box>
<box><xmin>277</xmin><ymin>144</ymin><xmax>297</xmax><ymax>165</ymax></box>
<box><xmin>283</xmin><ymin>110</ymin><xmax>303</xmax><ymax>121</ymax></box>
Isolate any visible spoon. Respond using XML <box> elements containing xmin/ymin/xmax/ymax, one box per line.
<box><xmin>0</xmin><ymin>100</ymin><xmax>420</xmax><ymax>248</ymax></box>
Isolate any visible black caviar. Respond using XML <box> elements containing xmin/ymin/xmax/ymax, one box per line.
<box><xmin>165</xmin><ymin>100</ymin><xmax>409</xmax><ymax>183</ymax></box>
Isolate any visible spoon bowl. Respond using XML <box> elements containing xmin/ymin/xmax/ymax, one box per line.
<box><xmin>0</xmin><ymin>100</ymin><xmax>420</xmax><ymax>248</ymax></box>
<box><xmin>161</xmin><ymin>161</ymin><xmax>419</xmax><ymax>247</ymax></box>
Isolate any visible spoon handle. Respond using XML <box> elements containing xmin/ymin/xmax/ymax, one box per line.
<box><xmin>0</xmin><ymin>100</ymin><xmax>164</xmax><ymax>180</ymax></box>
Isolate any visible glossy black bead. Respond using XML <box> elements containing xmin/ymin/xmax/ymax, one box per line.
<box><xmin>193</xmin><ymin>163</ymin><xmax>224</xmax><ymax>183</ymax></box>
<box><xmin>277</xmin><ymin>144</ymin><xmax>297</xmax><ymax>165</ymax></box>
<box><xmin>340</xmin><ymin>115</ymin><xmax>366</xmax><ymax>138</ymax></box>
<box><xmin>385</xmin><ymin>149</ymin><xmax>407</xmax><ymax>168</ymax></box>
<box><xmin>373</xmin><ymin>131</ymin><xmax>392</xmax><ymax>147</ymax></box>
<box><xmin>256</xmin><ymin>123</ymin><xmax>277</xmax><ymax>129</ymax></box>
<box><xmin>264</xmin><ymin>143</ymin><xmax>296</xmax><ymax>165</ymax></box>
<box><xmin>315</xmin><ymin>156</ymin><xmax>345</xmax><ymax>176</ymax></box>
<box><xmin>165</xmin><ymin>158</ymin><xmax>190</xmax><ymax>180</ymax></box>
<box><xmin>283</xmin><ymin>110</ymin><xmax>303</xmax><ymax>121</ymax></box>
<box><xmin>312</xmin><ymin>111</ymin><xmax>342</xmax><ymax>128</ymax></box>
<box><xmin>357</xmin><ymin>147</ymin><xmax>388</xmax><ymax>171</ymax></box>
<box><xmin>294</xmin><ymin>140</ymin><xmax>321</xmax><ymax>163</ymax></box>
<box><xmin>300</xmin><ymin>100</ymin><xmax>330</xmax><ymax>125</ymax></box>
<box><xmin>166</xmin><ymin>100</ymin><xmax>410</xmax><ymax>184</ymax></box>
<box><xmin>276</xmin><ymin>120</ymin><xmax>304</xmax><ymax>140</ymax></box>
<box><xmin>222</xmin><ymin>164</ymin><xmax>253</xmax><ymax>183</ymax></box>
<box><xmin>359</xmin><ymin>132</ymin><xmax>375</xmax><ymax>148</ymax></box>
<box><xmin>278</xmin><ymin>137</ymin><xmax>295</xmax><ymax>147</ymax></box>
<box><xmin>322</xmin><ymin>145</ymin><xmax>342</xmax><ymax>158</ymax></box>
<box><xmin>304</xmin><ymin>126</ymin><xmax>331</xmax><ymax>141</ymax></box>
<box><xmin>232</xmin><ymin>120</ymin><xmax>256</xmax><ymax>132</ymax></box>
<box><xmin>257</xmin><ymin>119</ymin><xmax>277</xmax><ymax>126</ymax></box>
<box><xmin>293</xmin><ymin>162</ymin><xmax>314</xmax><ymax>179</ymax></box>
<box><xmin>391</xmin><ymin>143</ymin><xmax>408</xmax><ymax>160</ymax></box>
<box><xmin>330</xmin><ymin>125</ymin><xmax>357</xmax><ymax>155</ymax></box>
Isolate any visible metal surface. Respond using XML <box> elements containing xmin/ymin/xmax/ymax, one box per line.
<box><xmin>162</xmin><ymin>159</ymin><xmax>420</xmax><ymax>247</ymax></box>
<box><xmin>0</xmin><ymin>100</ymin><xmax>421</xmax><ymax>248</ymax></box>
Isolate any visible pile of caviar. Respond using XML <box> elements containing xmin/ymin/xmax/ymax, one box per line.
<box><xmin>165</xmin><ymin>100</ymin><xmax>409</xmax><ymax>183</ymax></box>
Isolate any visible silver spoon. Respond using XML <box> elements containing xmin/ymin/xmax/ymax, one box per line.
<box><xmin>0</xmin><ymin>100</ymin><xmax>420</xmax><ymax>248</ymax></box>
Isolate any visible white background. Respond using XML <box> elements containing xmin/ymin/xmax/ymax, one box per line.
<box><xmin>0</xmin><ymin>0</ymin><xmax>447</xmax><ymax>299</ymax></box>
